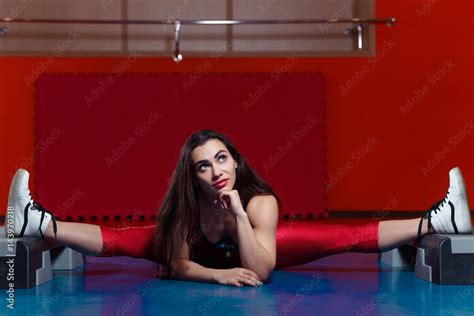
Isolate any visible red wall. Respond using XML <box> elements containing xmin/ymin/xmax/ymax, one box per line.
<box><xmin>1</xmin><ymin>0</ymin><xmax>473</xmax><ymax>215</ymax></box>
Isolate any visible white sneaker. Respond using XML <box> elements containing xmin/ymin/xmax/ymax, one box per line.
<box><xmin>6</xmin><ymin>168</ymin><xmax>57</xmax><ymax>238</ymax></box>
<box><xmin>418</xmin><ymin>167</ymin><xmax>472</xmax><ymax>239</ymax></box>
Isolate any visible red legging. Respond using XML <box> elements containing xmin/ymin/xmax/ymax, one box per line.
<box><xmin>99</xmin><ymin>220</ymin><xmax>381</xmax><ymax>269</ymax></box>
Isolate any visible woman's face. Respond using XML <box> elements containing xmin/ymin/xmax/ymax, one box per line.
<box><xmin>191</xmin><ymin>139</ymin><xmax>237</xmax><ymax>199</ymax></box>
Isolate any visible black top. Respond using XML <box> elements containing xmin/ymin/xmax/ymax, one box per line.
<box><xmin>190</xmin><ymin>227</ymin><xmax>241</xmax><ymax>269</ymax></box>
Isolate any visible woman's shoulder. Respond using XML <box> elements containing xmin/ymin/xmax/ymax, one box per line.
<box><xmin>246</xmin><ymin>194</ymin><xmax>278</xmax><ymax>211</ymax></box>
<box><xmin>245</xmin><ymin>194</ymin><xmax>279</xmax><ymax>227</ymax></box>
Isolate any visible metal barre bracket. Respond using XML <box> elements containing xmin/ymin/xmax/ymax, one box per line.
<box><xmin>345</xmin><ymin>23</ymin><xmax>364</xmax><ymax>50</ymax></box>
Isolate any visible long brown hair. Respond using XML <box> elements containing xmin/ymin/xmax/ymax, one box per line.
<box><xmin>153</xmin><ymin>129</ymin><xmax>281</xmax><ymax>272</ymax></box>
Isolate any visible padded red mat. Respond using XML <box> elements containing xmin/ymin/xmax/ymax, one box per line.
<box><xmin>35</xmin><ymin>73</ymin><xmax>326</xmax><ymax>222</ymax></box>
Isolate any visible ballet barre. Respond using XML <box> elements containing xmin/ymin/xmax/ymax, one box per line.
<box><xmin>0</xmin><ymin>17</ymin><xmax>396</xmax><ymax>62</ymax></box>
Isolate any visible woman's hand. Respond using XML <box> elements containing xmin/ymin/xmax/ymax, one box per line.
<box><xmin>213</xmin><ymin>267</ymin><xmax>263</xmax><ymax>287</ymax></box>
<box><xmin>214</xmin><ymin>190</ymin><xmax>246</xmax><ymax>217</ymax></box>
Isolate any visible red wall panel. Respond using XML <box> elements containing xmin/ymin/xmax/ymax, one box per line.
<box><xmin>34</xmin><ymin>74</ymin><xmax>326</xmax><ymax>219</ymax></box>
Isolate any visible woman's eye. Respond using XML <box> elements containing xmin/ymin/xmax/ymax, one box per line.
<box><xmin>198</xmin><ymin>156</ymin><xmax>226</xmax><ymax>171</ymax></box>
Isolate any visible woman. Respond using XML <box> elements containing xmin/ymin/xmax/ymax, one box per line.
<box><xmin>6</xmin><ymin>130</ymin><xmax>472</xmax><ymax>287</ymax></box>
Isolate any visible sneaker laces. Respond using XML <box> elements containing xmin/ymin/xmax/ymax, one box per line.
<box><xmin>31</xmin><ymin>200</ymin><xmax>58</xmax><ymax>239</ymax></box>
<box><xmin>417</xmin><ymin>191</ymin><xmax>449</xmax><ymax>240</ymax></box>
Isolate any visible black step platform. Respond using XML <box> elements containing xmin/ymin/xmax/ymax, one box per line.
<box><xmin>380</xmin><ymin>229</ymin><xmax>474</xmax><ymax>285</ymax></box>
<box><xmin>0</xmin><ymin>226</ymin><xmax>84</xmax><ymax>289</ymax></box>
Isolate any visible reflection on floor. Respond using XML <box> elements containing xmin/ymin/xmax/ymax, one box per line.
<box><xmin>3</xmin><ymin>251</ymin><xmax>474</xmax><ymax>315</ymax></box>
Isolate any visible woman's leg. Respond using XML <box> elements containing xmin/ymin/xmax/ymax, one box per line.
<box><xmin>42</xmin><ymin>221</ymin><xmax>157</xmax><ymax>259</ymax></box>
<box><xmin>378</xmin><ymin>217</ymin><xmax>431</xmax><ymax>252</ymax></box>
<box><xmin>8</xmin><ymin>168</ymin><xmax>157</xmax><ymax>260</ymax></box>
<box><xmin>276</xmin><ymin>167</ymin><xmax>472</xmax><ymax>269</ymax></box>
<box><xmin>97</xmin><ymin>224</ymin><xmax>157</xmax><ymax>259</ymax></box>
<box><xmin>275</xmin><ymin>218</ymin><xmax>432</xmax><ymax>269</ymax></box>
<box><xmin>276</xmin><ymin>220</ymin><xmax>379</xmax><ymax>268</ymax></box>
<box><xmin>42</xmin><ymin>220</ymin><xmax>103</xmax><ymax>256</ymax></box>
<box><xmin>378</xmin><ymin>167</ymin><xmax>472</xmax><ymax>250</ymax></box>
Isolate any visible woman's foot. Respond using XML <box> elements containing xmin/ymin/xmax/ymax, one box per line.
<box><xmin>6</xmin><ymin>169</ymin><xmax>57</xmax><ymax>239</ymax></box>
<box><xmin>417</xmin><ymin>167</ymin><xmax>472</xmax><ymax>239</ymax></box>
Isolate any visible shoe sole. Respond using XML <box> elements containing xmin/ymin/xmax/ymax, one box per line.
<box><xmin>451</xmin><ymin>167</ymin><xmax>472</xmax><ymax>234</ymax></box>
<box><xmin>6</xmin><ymin>169</ymin><xmax>28</xmax><ymax>237</ymax></box>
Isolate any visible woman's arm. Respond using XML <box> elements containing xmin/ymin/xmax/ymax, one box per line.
<box><xmin>169</xmin><ymin>232</ymin><xmax>262</xmax><ymax>287</ymax></box>
<box><xmin>170</xmin><ymin>258</ymin><xmax>219</xmax><ymax>283</ymax></box>
<box><xmin>234</xmin><ymin>195</ymin><xmax>279</xmax><ymax>281</ymax></box>
<box><xmin>171</xmin><ymin>259</ymin><xmax>261</xmax><ymax>287</ymax></box>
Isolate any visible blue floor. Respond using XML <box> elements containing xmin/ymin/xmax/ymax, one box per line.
<box><xmin>2</xmin><ymin>252</ymin><xmax>474</xmax><ymax>315</ymax></box>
